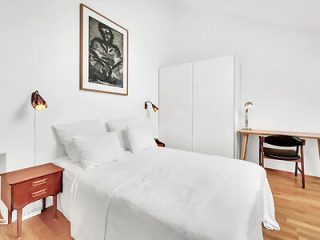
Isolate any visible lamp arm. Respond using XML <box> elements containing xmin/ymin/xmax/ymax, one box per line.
<box><xmin>144</xmin><ymin>101</ymin><xmax>152</xmax><ymax>109</ymax></box>
<box><xmin>144</xmin><ymin>101</ymin><xmax>159</xmax><ymax>112</ymax></box>
<box><xmin>245</xmin><ymin>108</ymin><xmax>249</xmax><ymax>129</ymax></box>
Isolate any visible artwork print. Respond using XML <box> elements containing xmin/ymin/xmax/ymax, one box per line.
<box><xmin>80</xmin><ymin>4</ymin><xmax>128</xmax><ymax>95</ymax></box>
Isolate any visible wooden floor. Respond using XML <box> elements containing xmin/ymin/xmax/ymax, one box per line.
<box><xmin>0</xmin><ymin>208</ymin><xmax>71</xmax><ymax>240</ymax></box>
<box><xmin>0</xmin><ymin>169</ymin><xmax>319</xmax><ymax>240</ymax></box>
<box><xmin>263</xmin><ymin>169</ymin><xmax>320</xmax><ymax>240</ymax></box>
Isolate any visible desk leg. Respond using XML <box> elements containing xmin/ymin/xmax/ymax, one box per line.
<box><xmin>53</xmin><ymin>195</ymin><xmax>57</xmax><ymax>219</ymax></box>
<box><xmin>17</xmin><ymin>208</ymin><xmax>22</xmax><ymax>239</ymax></box>
<box><xmin>240</xmin><ymin>133</ymin><xmax>249</xmax><ymax>160</ymax></box>
<box><xmin>318</xmin><ymin>139</ymin><xmax>320</xmax><ymax>160</ymax></box>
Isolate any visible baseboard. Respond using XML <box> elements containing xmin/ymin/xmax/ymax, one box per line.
<box><xmin>0</xmin><ymin>196</ymin><xmax>53</xmax><ymax>223</ymax></box>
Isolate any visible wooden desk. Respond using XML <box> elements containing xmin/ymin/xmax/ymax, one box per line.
<box><xmin>238</xmin><ymin>129</ymin><xmax>320</xmax><ymax>160</ymax></box>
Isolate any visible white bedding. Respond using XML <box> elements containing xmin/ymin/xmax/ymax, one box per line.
<box><xmin>52</xmin><ymin>152</ymin><xmax>134</xmax><ymax>220</ymax></box>
<box><xmin>70</xmin><ymin>148</ymin><xmax>279</xmax><ymax>240</ymax></box>
<box><xmin>53</xmin><ymin>156</ymin><xmax>84</xmax><ymax>220</ymax></box>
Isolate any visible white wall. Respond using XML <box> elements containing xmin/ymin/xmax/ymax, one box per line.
<box><xmin>1</xmin><ymin>0</ymin><xmax>320</xmax><ymax>177</ymax></box>
<box><xmin>165</xmin><ymin>10</ymin><xmax>320</xmax><ymax>176</ymax></box>
<box><xmin>0</xmin><ymin>0</ymin><xmax>173</xmax><ymax>170</ymax></box>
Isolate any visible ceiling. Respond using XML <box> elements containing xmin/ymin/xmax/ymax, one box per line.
<box><xmin>170</xmin><ymin>0</ymin><xmax>320</xmax><ymax>35</ymax></box>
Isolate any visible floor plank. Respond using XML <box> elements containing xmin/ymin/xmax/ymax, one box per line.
<box><xmin>0</xmin><ymin>169</ymin><xmax>319</xmax><ymax>239</ymax></box>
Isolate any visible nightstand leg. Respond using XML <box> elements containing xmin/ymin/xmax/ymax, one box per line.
<box><xmin>17</xmin><ymin>208</ymin><xmax>22</xmax><ymax>239</ymax></box>
<box><xmin>8</xmin><ymin>209</ymin><xmax>12</xmax><ymax>224</ymax></box>
<box><xmin>53</xmin><ymin>195</ymin><xmax>57</xmax><ymax>219</ymax></box>
<box><xmin>42</xmin><ymin>198</ymin><xmax>46</xmax><ymax>212</ymax></box>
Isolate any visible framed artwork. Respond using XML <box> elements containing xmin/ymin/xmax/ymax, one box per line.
<box><xmin>80</xmin><ymin>4</ymin><xmax>128</xmax><ymax>95</ymax></box>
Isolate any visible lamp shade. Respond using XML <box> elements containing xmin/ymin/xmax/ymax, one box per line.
<box><xmin>151</xmin><ymin>103</ymin><xmax>159</xmax><ymax>112</ymax></box>
<box><xmin>244</xmin><ymin>101</ymin><xmax>253</xmax><ymax>109</ymax></box>
<box><xmin>31</xmin><ymin>90</ymin><xmax>47</xmax><ymax>111</ymax></box>
<box><xmin>144</xmin><ymin>101</ymin><xmax>159</xmax><ymax>112</ymax></box>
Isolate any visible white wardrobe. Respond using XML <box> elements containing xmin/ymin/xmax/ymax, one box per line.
<box><xmin>159</xmin><ymin>55</ymin><xmax>240</xmax><ymax>158</ymax></box>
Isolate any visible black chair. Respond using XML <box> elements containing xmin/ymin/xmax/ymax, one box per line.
<box><xmin>259</xmin><ymin>135</ymin><xmax>306</xmax><ymax>188</ymax></box>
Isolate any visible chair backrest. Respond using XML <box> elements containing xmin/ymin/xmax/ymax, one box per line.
<box><xmin>263</xmin><ymin>135</ymin><xmax>303</xmax><ymax>147</ymax></box>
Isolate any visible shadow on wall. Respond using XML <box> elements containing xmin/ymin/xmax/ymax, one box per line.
<box><xmin>13</xmin><ymin>95</ymin><xmax>30</xmax><ymax>122</ymax></box>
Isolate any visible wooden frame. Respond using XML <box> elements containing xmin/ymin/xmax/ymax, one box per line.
<box><xmin>80</xmin><ymin>4</ymin><xmax>128</xmax><ymax>95</ymax></box>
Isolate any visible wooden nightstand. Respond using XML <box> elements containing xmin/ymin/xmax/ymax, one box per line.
<box><xmin>0</xmin><ymin>163</ymin><xmax>64</xmax><ymax>239</ymax></box>
<box><xmin>154</xmin><ymin>138</ymin><xmax>165</xmax><ymax>147</ymax></box>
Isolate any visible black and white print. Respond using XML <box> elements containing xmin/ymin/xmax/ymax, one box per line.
<box><xmin>89</xmin><ymin>17</ymin><xmax>123</xmax><ymax>87</ymax></box>
<box><xmin>80</xmin><ymin>4</ymin><xmax>128</xmax><ymax>95</ymax></box>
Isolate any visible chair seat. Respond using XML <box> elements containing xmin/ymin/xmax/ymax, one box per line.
<box><xmin>263</xmin><ymin>147</ymin><xmax>300</xmax><ymax>160</ymax></box>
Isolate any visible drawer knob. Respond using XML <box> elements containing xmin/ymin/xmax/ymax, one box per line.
<box><xmin>32</xmin><ymin>189</ymin><xmax>47</xmax><ymax>198</ymax></box>
<box><xmin>32</xmin><ymin>178</ymin><xmax>48</xmax><ymax>187</ymax></box>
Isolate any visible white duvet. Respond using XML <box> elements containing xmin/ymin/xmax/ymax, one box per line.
<box><xmin>70</xmin><ymin>148</ymin><xmax>279</xmax><ymax>240</ymax></box>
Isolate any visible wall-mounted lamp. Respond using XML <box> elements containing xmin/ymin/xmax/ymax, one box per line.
<box><xmin>31</xmin><ymin>90</ymin><xmax>47</xmax><ymax>165</ymax></box>
<box><xmin>144</xmin><ymin>101</ymin><xmax>159</xmax><ymax>112</ymax></box>
<box><xmin>244</xmin><ymin>101</ymin><xmax>253</xmax><ymax>130</ymax></box>
<box><xmin>31</xmin><ymin>90</ymin><xmax>47</xmax><ymax>111</ymax></box>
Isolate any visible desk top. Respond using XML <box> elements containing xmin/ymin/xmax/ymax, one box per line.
<box><xmin>238</xmin><ymin>129</ymin><xmax>320</xmax><ymax>139</ymax></box>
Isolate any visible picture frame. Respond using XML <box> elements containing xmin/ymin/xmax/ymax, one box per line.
<box><xmin>80</xmin><ymin>4</ymin><xmax>128</xmax><ymax>95</ymax></box>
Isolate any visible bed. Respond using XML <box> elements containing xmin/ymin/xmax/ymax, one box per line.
<box><xmin>54</xmin><ymin>147</ymin><xmax>279</xmax><ymax>240</ymax></box>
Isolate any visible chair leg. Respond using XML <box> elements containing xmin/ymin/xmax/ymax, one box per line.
<box><xmin>295</xmin><ymin>162</ymin><xmax>298</xmax><ymax>177</ymax></box>
<box><xmin>261</xmin><ymin>154</ymin><xmax>265</xmax><ymax>168</ymax></box>
<box><xmin>300</xmin><ymin>147</ymin><xmax>305</xmax><ymax>189</ymax></box>
<box><xmin>258</xmin><ymin>136</ymin><xmax>265</xmax><ymax>168</ymax></box>
<box><xmin>259</xmin><ymin>151</ymin><xmax>262</xmax><ymax>166</ymax></box>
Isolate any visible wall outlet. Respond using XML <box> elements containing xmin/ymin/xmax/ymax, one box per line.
<box><xmin>0</xmin><ymin>197</ymin><xmax>53</xmax><ymax>223</ymax></box>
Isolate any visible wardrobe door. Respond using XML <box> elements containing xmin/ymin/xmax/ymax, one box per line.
<box><xmin>159</xmin><ymin>63</ymin><xmax>193</xmax><ymax>151</ymax></box>
<box><xmin>193</xmin><ymin>56</ymin><xmax>236</xmax><ymax>157</ymax></box>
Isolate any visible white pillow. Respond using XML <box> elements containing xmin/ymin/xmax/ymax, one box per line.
<box><xmin>72</xmin><ymin>132</ymin><xmax>125</xmax><ymax>169</ymax></box>
<box><xmin>107</xmin><ymin>117</ymin><xmax>138</xmax><ymax>150</ymax></box>
<box><xmin>127</xmin><ymin>127</ymin><xmax>157</xmax><ymax>153</ymax></box>
<box><xmin>53</xmin><ymin>120</ymin><xmax>106</xmax><ymax>162</ymax></box>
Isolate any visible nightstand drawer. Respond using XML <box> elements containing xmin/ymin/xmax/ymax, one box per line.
<box><xmin>12</xmin><ymin>172</ymin><xmax>62</xmax><ymax>208</ymax></box>
<box><xmin>26</xmin><ymin>185</ymin><xmax>53</xmax><ymax>203</ymax></box>
<box><xmin>30</xmin><ymin>188</ymin><xmax>48</xmax><ymax>199</ymax></box>
<box><xmin>13</xmin><ymin>172</ymin><xmax>61</xmax><ymax>193</ymax></box>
